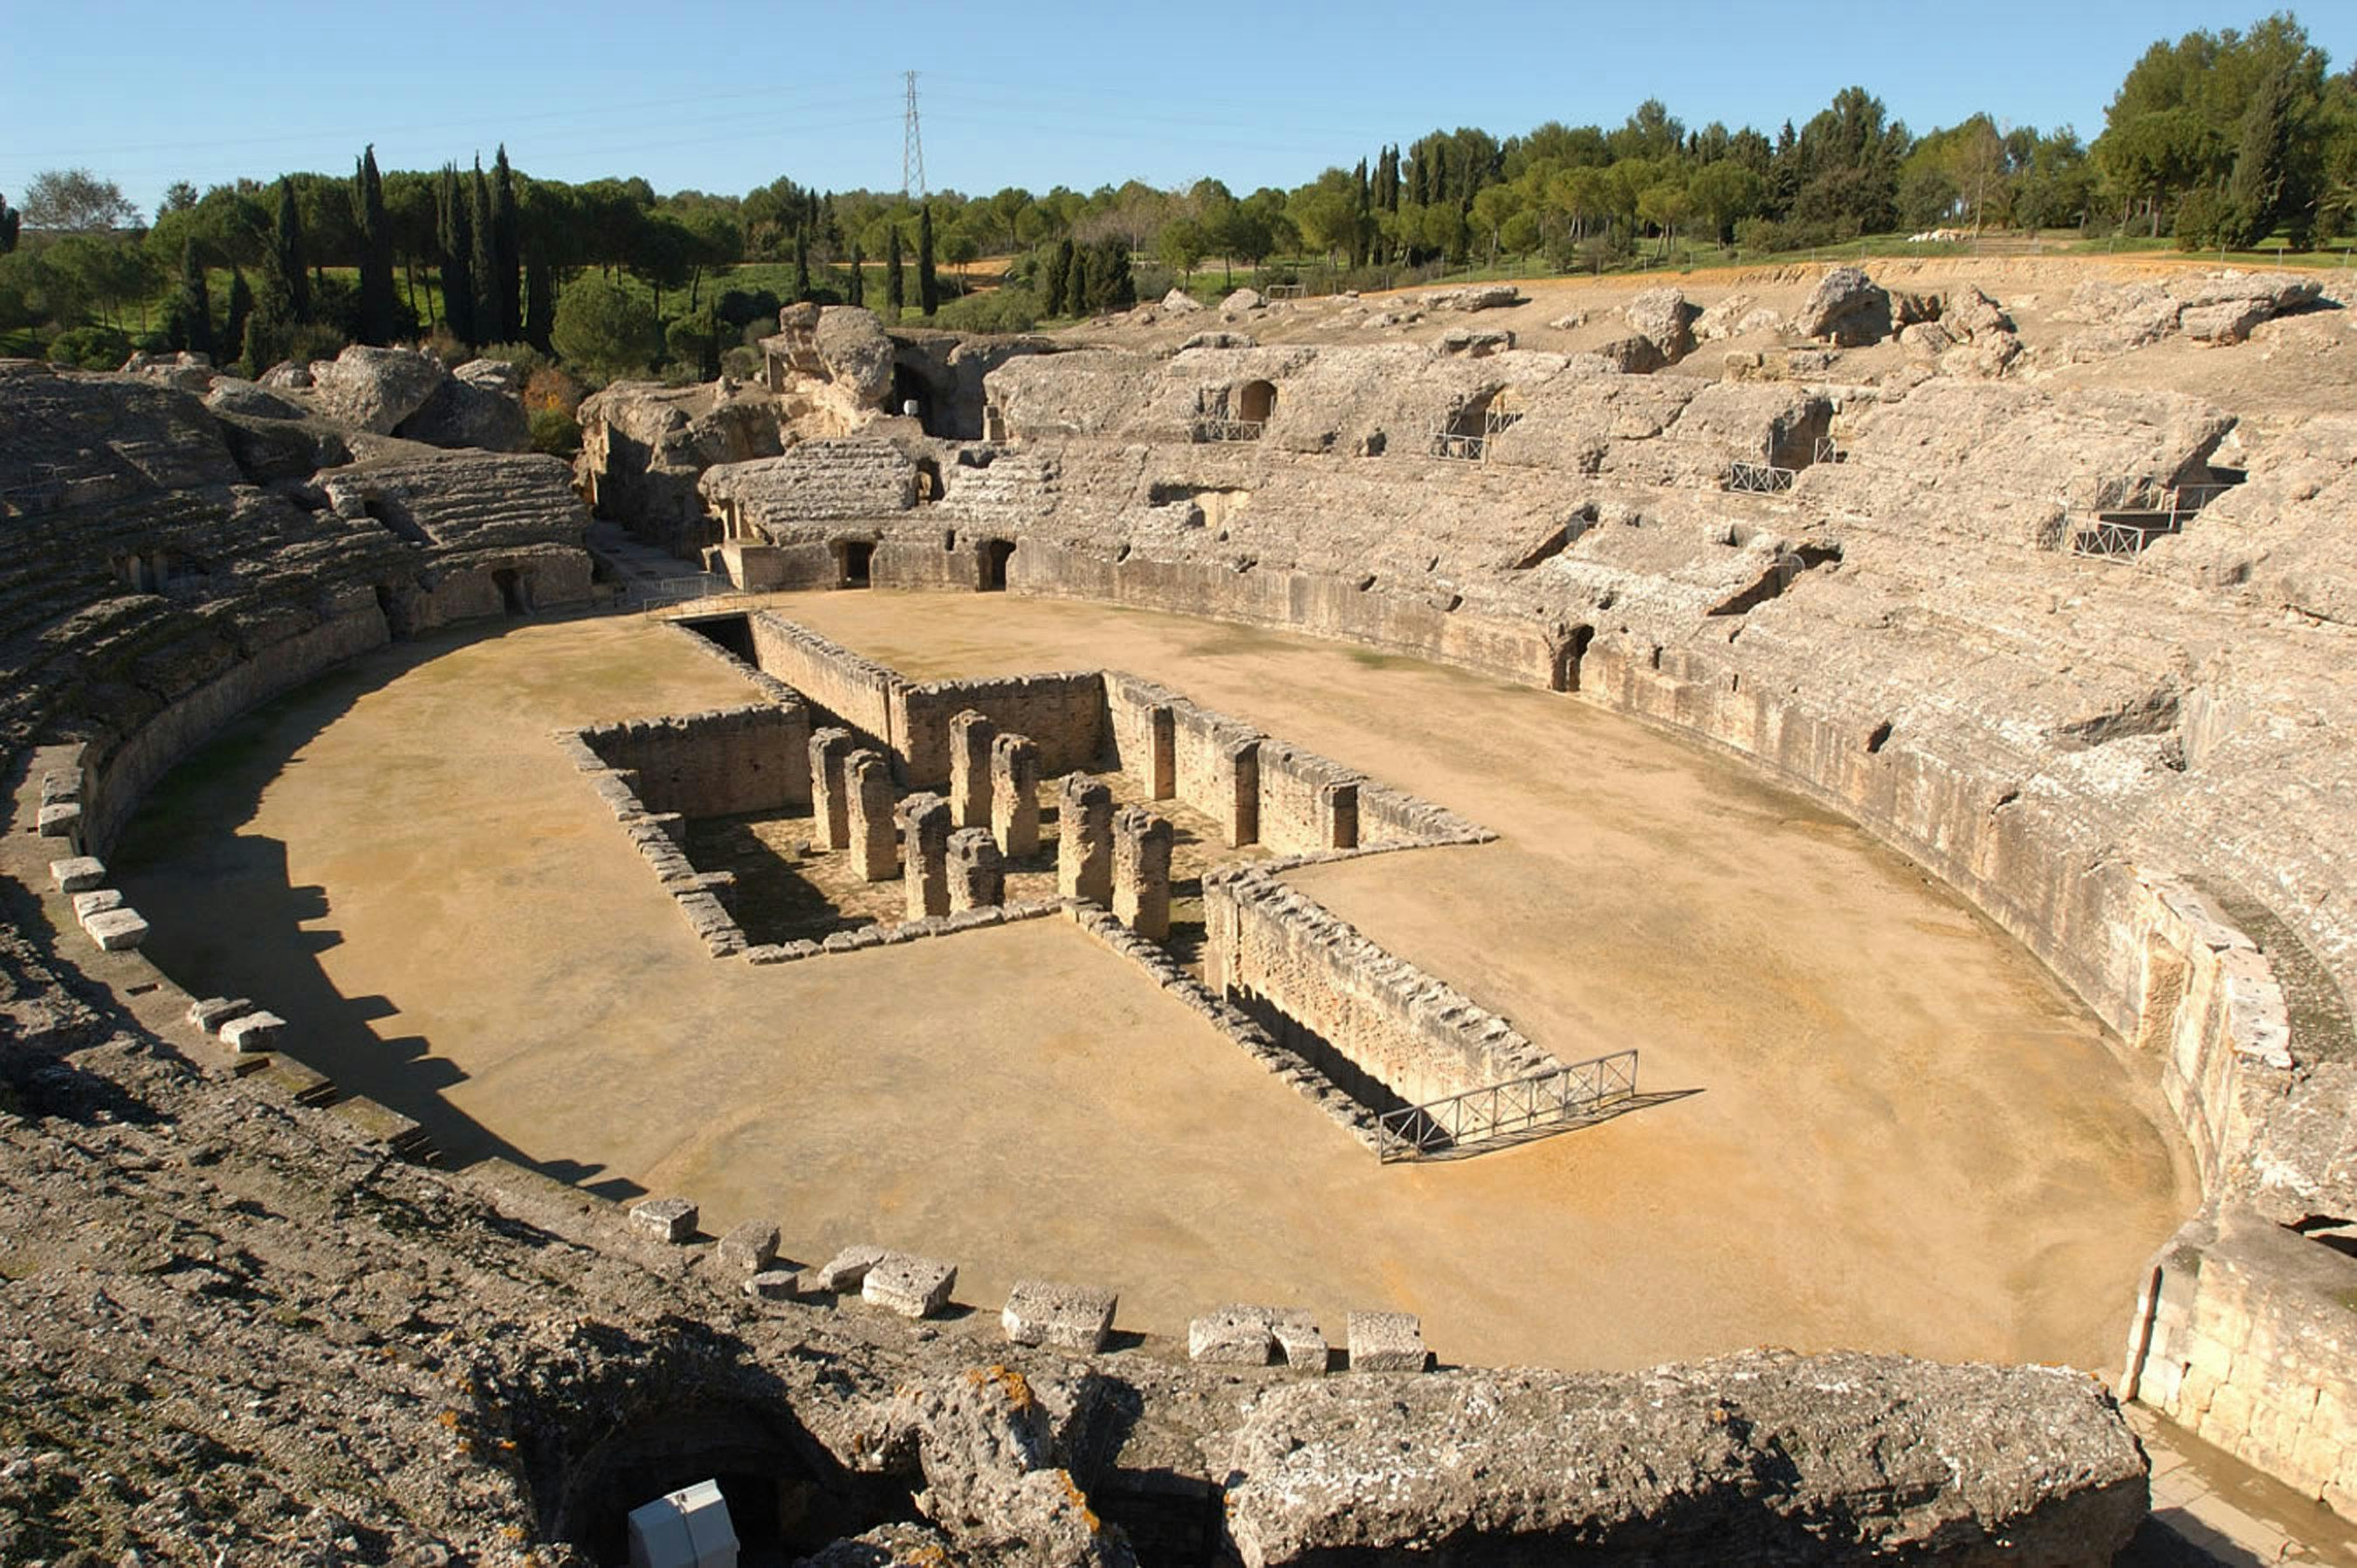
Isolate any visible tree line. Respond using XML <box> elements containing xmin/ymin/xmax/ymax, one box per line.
<box><xmin>1</xmin><ymin>10</ymin><xmax>2349</xmax><ymax>379</ymax></box>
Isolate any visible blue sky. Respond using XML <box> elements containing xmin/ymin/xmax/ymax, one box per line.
<box><xmin>5</xmin><ymin>1</ymin><xmax>2350</xmax><ymax>214</ymax></box>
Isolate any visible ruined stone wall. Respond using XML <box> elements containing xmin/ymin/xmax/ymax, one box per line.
<box><xmin>890</xmin><ymin>672</ymin><xmax>1103</xmax><ymax>788</ymax></box>
<box><xmin>1204</xmin><ymin>864</ymin><xmax>1562</xmax><ymax>1111</ymax></box>
<box><xmin>1103</xmin><ymin>675</ymin><xmax>1380</xmax><ymax>856</ymax></box>
<box><xmin>575</xmin><ymin>704</ymin><xmax>812</xmax><ymax>818</ymax></box>
<box><xmin>746</xmin><ymin>612</ymin><xmax>899</xmax><ymax>747</ymax></box>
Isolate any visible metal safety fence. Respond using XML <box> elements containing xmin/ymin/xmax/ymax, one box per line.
<box><xmin>1375</xmin><ymin>1049</ymin><xmax>1640</xmax><ymax>1162</ymax></box>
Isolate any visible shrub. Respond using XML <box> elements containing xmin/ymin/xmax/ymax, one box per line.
<box><xmin>45</xmin><ymin>324</ymin><xmax>131</xmax><ymax>368</ymax></box>
<box><xmin>720</xmin><ymin>345</ymin><xmax>759</xmax><ymax>380</ymax></box>
<box><xmin>521</xmin><ymin>364</ymin><xmax>584</xmax><ymax>418</ymax></box>
<box><xmin>714</xmin><ymin>286</ymin><xmax>781</xmax><ymax>333</ymax></box>
<box><xmin>527</xmin><ymin>406</ymin><xmax>581</xmax><ymax>457</ymax></box>
<box><xmin>930</xmin><ymin>287</ymin><xmax>1042</xmax><ymax>334</ymax></box>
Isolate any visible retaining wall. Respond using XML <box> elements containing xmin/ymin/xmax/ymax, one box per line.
<box><xmin>1203</xmin><ymin>864</ymin><xmax>1560</xmax><ymax>1113</ymax></box>
<box><xmin>746</xmin><ymin>612</ymin><xmax>899</xmax><ymax>747</ymax></box>
<box><xmin>891</xmin><ymin>671</ymin><xmax>1103</xmax><ymax>787</ymax></box>
<box><xmin>575</xmin><ymin>703</ymin><xmax>812</xmax><ymax>817</ymax></box>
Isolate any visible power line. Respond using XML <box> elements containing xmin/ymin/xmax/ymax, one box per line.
<box><xmin>903</xmin><ymin>71</ymin><xmax>926</xmax><ymax>199</ymax></box>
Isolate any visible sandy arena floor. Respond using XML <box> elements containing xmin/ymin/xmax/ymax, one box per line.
<box><xmin>113</xmin><ymin>593</ymin><xmax>2200</xmax><ymax>1373</ymax></box>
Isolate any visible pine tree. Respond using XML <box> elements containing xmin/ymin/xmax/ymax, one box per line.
<box><xmin>886</xmin><ymin>224</ymin><xmax>905</xmax><ymax>317</ymax></box>
<box><xmin>352</xmin><ymin>146</ymin><xmax>396</xmax><ymax>346</ymax></box>
<box><xmin>917</xmin><ymin>202</ymin><xmax>938</xmax><ymax>317</ymax></box>
<box><xmin>847</xmin><ymin>237</ymin><xmax>864</xmax><ymax>307</ymax></box>
<box><xmin>171</xmin><ymin>240</ymin><xmax>214</xmax><ymax>359</ymax></box>
<box><xmin>1043</xmin><ymin>239</ymin><xmax>1073</xmax><ymax>318</ymax></box>
<box><xmin>470</xmin><ymin>159</ymin><xmax>500</xmax><ymax>346</ymax></box>
<box><xmin>0</xmin><ymin>189</ymin><xmax>18</xmax><ymax>254</ymax></box>
<box><xmin>491</xmin><ymin>147</ymin><xmax>522</xmax><ymax>342</ymax></box>
<box><xmin>269</xmin><ymin>178</ymin><xmax>311</xmax><ymax>325</ymax></box>
<box><xmin>222</xmin><ymin>269</ymin><xmax>254</xmax><ymax>368</ymax></box>
<box><xmin>437</xmin><ymin>165</ymin><xmax>475</xmax><ymax>343</ymax></box>
<box><xmin>794</xmin><ymin>229</ymin><xmax>812</xmax><ymax>302</ymax></box>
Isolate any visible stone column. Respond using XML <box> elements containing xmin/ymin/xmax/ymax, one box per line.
<box><xmin>898</xmin><ymin>792</ymin><xmax>952</xmax><ymax>921</ymax></box>
<box><xmin>990</xmin><ymin>732</ymin><xmax>1042</xmax><ymax>859</ymax></box>
<box><xmin>1143</xmin><ymin>705</ymin><xmax>1177</xmax><ymax>800</ymax></box>
<box><xmin>809</xmin><ymin>727</ymin><xmax>855</xmax><ymax>851</ymax></box>
<box><xmin>1112</xmin><ymin>808</ymin><xmax>1174</xmax><ymax>940</ymax></box>
<box><xmin>846</xmin><ymin>750</ymin><xmax>897</xmax><ymax>882</ymax></box>
<box><xmin>948</xmin><ymin>828</ymin><xmax>1004</xmax><ymax>912</ymax></box>
<box><xmin>1057</xmin><ymin>775</ymin><xmax>1114</xmax><ymax>904</ymax></box>
<box><xmin>1215</xmin><ymin>736</ymin><xmax>1260</xmax><ymax>848</ymax></box>
<box><xmin>949</xmin><ymin>709</ymin><xmax>996</xmax><ymax>829</ymax></box>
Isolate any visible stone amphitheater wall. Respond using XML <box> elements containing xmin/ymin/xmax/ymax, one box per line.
<box><xmin>79</xmin><ymin>602</ymin><xmax>391</xmax><ymax>858</ymax></box>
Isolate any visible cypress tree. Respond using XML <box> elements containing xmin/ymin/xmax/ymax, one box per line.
<box><xmin>0</xmin><ymin>190</ymin><xmax>18</xmax><ymax>254</ymax></box>
<box><xmin>491</xmin><ymin>147</ymin><xmax>522</xmax><ymax>341</ymax></box>
<box><xmin>2223</xmin><ymin>64</ymin><xmax>2308</xmax><ymax>250</ymax></box>
<box><xmin>352</xmin><ymin>146</ymin><xmax>396</xmax><ymax>346</ymax></box>
<box><xmin>437</xmin><ymin>165</ymin><xmax>476</xmax><ymax>343</ymax></box>
<box><xmin>470</xmin><ymin>159</ymin><xmax>500</xmax><ymax>345</ymax></box>
<box><xmin>171</xmin><ymin>240</ymin><xmax>214</xmax><ymax>359</ymax></box>
<box><xmin>885</xmin><ymin>224</ymin><xmax>904</xmax><ymax>318</ymax></box>
<box><xmin>222</xmin><ymin>269</ymin><xmax>254</xmax><ymax>369</ymax></box>
<box><xmin>793</xmin><ymin>229</ymin><xmax>812</xmax><ymax>302</ymax></box>
<box><xmin>243</xmin><ymin>313</ymin><xmax>272</xmax><ymax>381</ymax></box>
<box><xmin>1043</xmin><ymin>238</ymin><xmax>1072</xmax><ymax>318</ymax></box>
<box><xmin>1066</xmin><ymin>244</ymin><xmax>1091</xmax><ymax>317</ymax></box>
<box><xmin>524</xmin><ymin>239</ymin><xmax>556</xmax><ymax>352</ymax></box>
<box><xmin>270</xmin><ymin>178</ymin><xmax>311</xmax><ymax>325</ymax></box>
<box><xmin>847</xmin><ymin>237</ymin><xmax>864</xmax><ymax>307</ymax></box>
<box><xmin>917</xmin><ymin>202</ymin><xmax>938</xmax><ymax>317</ymax></box>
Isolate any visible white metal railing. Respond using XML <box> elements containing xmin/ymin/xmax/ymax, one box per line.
<box><xmin>1375</xmin><ymin>1049</ymin><xmax>1639</xmax><ymax>1162</ymax></box>
<box><xmin>1726</xmin><ymin>459</ymin><xmax>1797</xmax><ymax>494</ymax></box>
<box><xmin>1192</xmin><ymin>417</ymin><xmax>1266</xmax><ymax>443</ymax></box>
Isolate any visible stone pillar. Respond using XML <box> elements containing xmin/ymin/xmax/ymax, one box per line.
<box><xmin>1057</xmin><ymin>775</ymin><xmax>1114</xmax><ymax>904</ymax></box>
<box><xmin>990</xmin><ymin>732</ymin><xmax>1042</xmax><ymax>859</ymax></box>
<box><xmin>1143</xmin><ymin>705</ymin><xmax>1176</xmax><ymax>800</ymax></box>
<box><xmin>948</xmin><ymin>828</ymin><xmax>1004</xmax><ymax>912</ymax></box>
<box><xmin>1216</xmin><ymin>736</ymin><xmax>1260</xmax><ymax>848</ymax></box>
<box><xmin>809</xmin><ymin>727</ymin><xmax>855</xmax><ymax>851</ymax></box>
<box><xmin>1112</xmin><ymin>808</ymin><xmax>1174</xmax><ymax>940</ymax></box>
<box><xmin>898</xmin><ymin>792</ymin><xmax>952</xmax><ymax>921</ymax></box>
<box><xmin>847</xmin><ymin>750</ymin><xmax>897</xmax><ymax>882</ymax></box>
<box><xmin>949</xmin><ymin>709</ymin><xmax>996</xmax><ymax>829</ymax></box>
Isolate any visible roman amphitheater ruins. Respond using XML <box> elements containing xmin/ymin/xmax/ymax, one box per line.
<box><xmin>4</xmin><ymin>261</ymin><xmax>2356</xmax><ymax>1565</ymax></box>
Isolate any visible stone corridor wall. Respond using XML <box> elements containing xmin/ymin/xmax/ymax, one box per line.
<box><xmin>575</xmin><ymin>703</ymin><xmax>812</xmax><ymax>818</ymax></box>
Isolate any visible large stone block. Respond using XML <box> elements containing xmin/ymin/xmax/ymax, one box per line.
<box><xmin>862</xmin><ymin>1251</ymin><xmax>957</xmax><ymax>1317</ymax></box>
<box><xmin>846</xmin><ymin>749</ymin><xmax>898</xmax><ymax>881</ymax></box>
<box><xmin>1112</xmin><ymin>808</ymin><xmax>1174</xmax><ymax>941</ymax></box>
<box><xmin>218</xmin><ymin>1011</ymin><xmax>286</xmax><ymax>1054</ymax></box>
<box><xmin>1191</xmin><ymin>1304</ymin><xmax>1278</xmax><ymax>1365</ymax></box>
<box><xmin>717</xmin><ymin>1220</ymin><xmax>780</xmax><ymax>1273</ymax></box>
<box><xmin>1002</xmin><ymin>1279</ymin><xmax>1119</xmax><ymax>1352</ymax></box>
<box><xmin>948</xmin><ymin>828</ymin><xmax>1004</xmax><ymax>912</ymax></box>
<box><xmin>809</xmin><ymin>727</ymin><xmax>856</xmax><ymax>851</ymax></box>
<box><xmin>50</xmin><ymin>856</ymin><xmax>106</xmax><ymax>893</ymax></box>
<box><xmin>1273</xmin><ymin>1309</ymin><xmax>1330</xmax><ymax>1374</ymax></box>
<box><xmin>629</xmin><ymin>1197</ymin><xmax>699</xmax><ymax>1243</ymax></box>
<box><xmin>85</xmin><ymin>907</ymin><xmax>151</xmax><ymax>952</ymax></box>
<box><xmin>1347</xmin><ymin>1310</ymin><xmax>1427</xmax><ymax>1372</ymax></box>
<box><xmin>813</xmin><ymin>1243</ymin><xmax>886</xmax><ymax>1293</ymax></box>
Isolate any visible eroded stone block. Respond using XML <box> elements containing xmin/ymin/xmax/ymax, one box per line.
<box><xmin>846</xmin><ymin>749</ymin><xmax>897</xmax><ymax>882</ymax></box>
<box><xmin>1112</xmin><ymin>808</ymin><xmax>1174</xmax><ymax>941</ymax></box>
<box><xmin>1191</xmin><ymin>1304</ymin><xmax>1278</xmax><ymax>1365</ymax></box>
<box><xmin>85</xmin><ymin>907</ymin><xmax>150</xmax><ymax>952</ymax></box>
<box><xmin>898</xmin><ymin>792</ymin><xmax>952</xmax><ymax>921</ymax></box>
<box><xmin>745</xmin><ymin>1269</ymin><xmax>801</xmax><ymax>1301</ymax></box>
<box><xmin>809</xmin><ymin>727</ymin><xmax>856</xmax><ymax>850</ymax></box>
<box><xmin>72</xmin><ymin>889</ymin><xmax>124</xmax><ymax>924</ymax></box>
<box><xmin>1003</xmin><ymin>1279</ymin><xmax>1118</xmax><ymax>1353</ymax></box>
<box><xmin>718</xmin><ymin>1220</ymin><xmax>780</xmax><ymax>1273</ymax></box>
<box><xmin>1348</xmin><ymin>1310</ymin><xmax>1427</xmax><ymax>1372</ymax></box>
<box><xmin>37</xmin><ymin>802</ymin><xmax>82</xmax><ymax>839</ymax></box>
<box><xmin>629</xmin><ymin>1196</ymin><xmax>699</xmax><ymax>1243</ymax></box>
<box><xmin>990</xmin><ymin>732</ymin><xmax>1042</xmax><ymax>858</ymax></box>
<box><xmin>189</xmin><ymin>995</ymin><xmax>254</xmax><ymax>1032</ymax></box>
<box><xmin>50</xmin><ymin>856</ymin><xmax>106</xmax><ymax>893</ymax></box>
<box><xmin>1274</xmin><ymin>1309</ymin><xmax>1329</xmax><ymax>1374</ymax></box>
<box><xmin>862</xmin><ymin>1251</ymin><xmax>957</xmax><ymax>1317</ymax></box>
<box><xmin>217</xmin><ymin>1011</ymin><xmax>285</xmax><ymax>1054</ymax></box>
<box><xmin>814</xmin><ymin>1243</ymin><xmax>886</xmax><ymax>1293</ymax></box>
<box><xmin>948</xmin><ymin>828</ymin><xmax>1004</xmax><ymax>912</ymax></box>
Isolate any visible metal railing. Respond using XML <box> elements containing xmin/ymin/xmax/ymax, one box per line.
<box><xmin>1812</xmin><ymin>437</ymin><xmax>1847</xmax><ymax>465</ymax></box>
<box><xmin>2065</xmin><ymin>478</ymin><xmax>2239</xmax><ymax>561</ymax></box>
<box><xmin>1192</xmin><ymin>416</ymin><xmax>1266</xmax><ymax>443</ymax></box>
<box><xmin>1376</xmin><ymin>1049</ymin><xmax>1639</xmax><ymax>1162</ymax></box>
<box><xmin>1431</xmin><ymin>430</ymin><xmax>1486</xmax><ymax>461</ymax></box>
<box><xmin>630</xmin><ymin>574</ymin><xmax>735</xmax><ymax>610</ymax></box>
<box><xmin>1726</xmin><ymin>459</ymin><xmax>1797</xmax><ymax>494</ymax></box>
